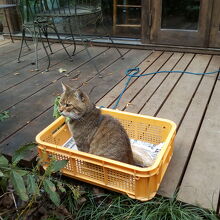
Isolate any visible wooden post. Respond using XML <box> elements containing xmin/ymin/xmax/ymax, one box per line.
<box><xmin>113</xmin><ymin>0</ymin><xmax>117</xmax><ymax>34</ymax></box>
<box><xmin>1</xmin><ymin>0</ymin><xmax>21</xmax><ymax>34</ymax></box>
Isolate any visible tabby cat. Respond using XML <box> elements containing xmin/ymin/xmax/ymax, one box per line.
<box><xmin>58</xmin><ymin>83</ymin><xmax>134</xmax><ymax>165</ymax></box>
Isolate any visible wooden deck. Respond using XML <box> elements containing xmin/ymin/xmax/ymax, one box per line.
<box><xmin>0</xmin><ymin>38</ymin><xmax>219</xmax><ymax>212</ymax></box>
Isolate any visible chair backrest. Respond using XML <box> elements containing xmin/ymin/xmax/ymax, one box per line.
<box><xmin>74</xmin><ymin>0</ymin><xmax>101</xmax><ymax>10</ymax></box>
<box><xmin>34</xmin><ymin>0</ymin><xmax>61</xmax><ymax>16</ymax></box>
<box><xmin>33</xmin><ymin>0</ymin><xmax>102</xmax><ymax>20</ymax></box>
<box><xmin>18</xmin><ymin>0</ymin><xmax>36</xmax><ymax>23</ymax></box>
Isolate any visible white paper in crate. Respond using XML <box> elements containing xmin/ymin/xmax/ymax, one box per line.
<box><xmin>62</xmin><ymin>137</ymin><xmax>164</xmax><ymax>167</ymax></box>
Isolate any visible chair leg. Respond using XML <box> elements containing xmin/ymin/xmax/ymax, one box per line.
<box><xmin>17</xmin><ymin>28</ymin><xmax>25</xmax><ymax>63</ymax></box>
<box><xmin>99</xmin><ymin>14</ymin><xmax>124</xmax><ymax>59</ymax></box>
<box><xmin>67</xmin><ymin>18</ymin><xmax>76</xmax><ymax>56</ymax></box>
<box><xmin>38</xmin><ymin>26</ymin><xmax>51</xmax><ymax>72</ymax></box>
<box><xmin>43</xmin><ymin>26</ymin><xmax>53</xmax><ymax>54</ymax></box>
<box><xmin>33</xmin><ymin>27</ymin><xmax>39</xmax><ymax>71</ymax></box>
<box><xmin>74</xmin><ymin>15</ymin><xmax>102</xmax><ymax>78</ymax></box>
<box><xmin>24</xmin><ymin>26</ymin><xmax>39</xmax><ymax>70</ymax></box>
<box><xmin>24</xmin><ymin>38</ymin><xmax>31</xmax><ymax>50</ymax></box>
<box><xmin>49</xmin><ymin>23</ymin><xmax>73</xmax><ymax>61</ymax></box>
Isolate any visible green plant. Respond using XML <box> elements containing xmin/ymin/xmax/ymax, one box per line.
<box><xmin>73</xmin><ymin>192</ymin><xmax>219</xmax><ymax>220</ymax></box>
<box><xmin>53</xmin><ymin>96</ymin><xmax>70</xmax><ymax>122</ymax></box>
<box><xmin>53</xmin><ymin>96</ymin><xmax>61</xmax><ymax>119</ymax></box>
<box><xmin>0</xmin><ymin>143</ymin><xmax>69</xmax><ymax>219</ymax></box>
<box><xmin>0</xmin><ymin>111</ymin><xmax>10</xmax><ymax>122</ymax></box>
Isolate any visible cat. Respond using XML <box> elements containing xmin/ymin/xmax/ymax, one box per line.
<box><xmin>58</xmin><ymin>83</ymin><xmax>134</xmax><ymax>165</ymax></box>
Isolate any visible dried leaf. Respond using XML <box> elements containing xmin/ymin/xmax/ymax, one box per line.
<box><xmin>59</xmin><ymin>68</ymin><xmax>67</xmax><ymax>73</ymax></box>
<box><xmin>78</xmin><ymin>197</ymin><xmax>87</xmax><ymax>206</ymax></box>
<box><xmin>82</xmin><ymin>82</ymin><xmax>88</xmax><ymax>86</ymax></box>
<box><xmin>126</xmin><ymin>103</ymin><xmax>134</xmax><ymax>107</ymax></box>
<box><xmin>71</xmin><ymin>74</ymin><xmax>80</xmax><ymax>81</ymax></box>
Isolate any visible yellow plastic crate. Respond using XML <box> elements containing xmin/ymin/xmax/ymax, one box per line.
<box><xmin>36</xmin><ymin>108</ymin><xmax>176</xmax><ymax>201</ymax></box>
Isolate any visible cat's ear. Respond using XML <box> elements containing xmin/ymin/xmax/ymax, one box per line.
<box><xmin>61</xmin><ymin>82</ymin><xmax>72</xmax><ymax>92</ymax></box>
<box><xmin>74</xmin><ymin>89</ymin><xmax>87</xmax><ymax>102</ymax></box>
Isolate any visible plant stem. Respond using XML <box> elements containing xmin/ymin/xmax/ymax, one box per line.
<box><xmin>0</xmin><ymin>191</ymin><xmax>12</xmax><ymax>198</ymax></box>
<box><xmin>11</xmin><ymin>192</ymin><xmax>18</xmax><ymax>213</ymax></box>
<box><xmin>15</xmin><ymin>173</ymin><xmax>46</xmax><ymax>219</ymax></box>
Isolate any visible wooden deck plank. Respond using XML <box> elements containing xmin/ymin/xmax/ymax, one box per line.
<box><xmin>139</xmin><ymin>53</ymin><xmax>195</xmax><ymax>116</ymax></box>
<box><xmin>0</xmin><ymin>46</ymin><xmax>109</xmax><ymax>111</ymax></box>
<box><xmin>0</xmin><ymin>46</ymin><xmax>108</xmax><ymax>142</ymax></box>
<box><xmin>0</xmin><ymin>46</ymin><xmax>129</xmax><ymax>141</ymax></box>
<box><xmin>0</xmin><ymin>42</ymin><xmax>36</xmax><ymax>66</ymax></box>
<box><xmin>177</xmin><ymin>78</ymin><xmax>220</xmax><ymax>210</ymax></box>
<box><xmin>120</xmin><ymin>52</ymin><xmax>183</xmax><ymax>112</ymax></box>
<box><xmin>75</xmin><ymin>49</ymin><xmax>152</xmax><ymax>104</ymax></box>
<box><xmin>0</xmin><ymin>44</ymin><xmax>83</xmax><ymax>92</ymax></box>
<box><xmin>0</xmin><ymin>47</ymin><xmax>127</xmax><ymax>110</ymax></box>
<box><xmin>1</xmin><ymin>108</ymin><xmax>53</xmax><ymax>161</ymax></box>
<box><xmin>1</xmin><ymin>40</ymin><xmax>219</xmax><ymax>211</ymax></box>
<box><xmin>0</xmin><ymin>39</ymin><xmax>11</xmax><ymax>46</ymax></box>
<box><xmin>156</xmin><ymin>54</ymin><xmax>211</xmax><ymax>123</ymax></box>
<box><xmin>0</xmin><ymin>43</ymin><xmax>74</xmax><ymax>78</ymax></box>
<box><xmin>96</xmin><ymin>50</ymin><xmax>162</xmax><ymax>108</ymax></box>
<box><xmin>108</xmin><ymin>52</ymin><xmax>174</xmax><ymax>109</ymax></box>
<box><xmin>0</xmin><ymin>49</ymin><xmax>150</xmax><ymax>158</ymax></box>
<box><xmin>62</xmin><ymin>49</ymin><xmax>130</xmax><ymax>89</ymax></box>
<box><xmin>0</xmin><ymin>40</ymin><xmax>21</xmax><ymax>54</ymax></box>
<box><xmin>158</xmin><ymin>56</ymin><xmax>220</xmax><ymax>199</ymax></box>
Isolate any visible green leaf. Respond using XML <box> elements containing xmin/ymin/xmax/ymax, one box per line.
<box><xmin>10</xmin><ymin>170</ymin><xmax>28</xmax><ymax>201</ymax></box>
<box><xmin>0</xmin><ymin>111</ymin><xmax>10</xmax><ymax>122</ymax></box>
<box><xmin>0</xmin><ymin>155</ymin><xmax>9</xmax><ymax>167</ymax></box>
<box><xmin>14</xmin><ymin>169</ymin><xmax>29</xmax><ymax>176</ymax></box>
<box><xmin>53</xmin><ymin>96</ymin><xmax>61</xmax><ymax>119</ymax></box>
<box><xmin>0</xmin><ymin>177</ymin><xmax>8</xmax><ymax>191</ymax></box>
<box><xmin>57</xmin><ymin>181</ymin><xmax>66</xmax><ymax>193</ymax></box>
<box><xmin>0</xmin><ymin>170</ymin><xmax>4</xmax><ymax>177</ymax></box>
<box><xmin>43</xmin><ymin>178</ymin><xmax>60</xmax><ymax>206</ymax></box>
<box><xmin>12</xmin><ymin>143</ymin><xmax>37</xmax><ymax>165</ymax></box>
<box><xmin>27</xmin><ymin>175</ymin><xmax>40</xmax><ymax>196</ymax></box>
<box><xmin>47</xmin><ymin>160</ymin><xmax>68</xmax><ymax>174</ymax></box>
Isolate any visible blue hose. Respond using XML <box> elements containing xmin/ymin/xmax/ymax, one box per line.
<box><xmin>112</xmin><ymin>67</ymin><xmax>220</xmax><ymax>109</ymax></box>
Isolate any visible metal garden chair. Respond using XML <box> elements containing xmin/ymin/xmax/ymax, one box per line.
<box><xmin>34</xmin><ymin>0</ymin><xmax>123</xmax><ymax>77</ymax></box>
<box><xmin>17</xmin><ymin>0</ymin><xmax>73</xmax><ymax>71</ymax></box>
<box><xmin>33</xmin><ymin>0</ymin><xmax>77</xmax><ymax>56</ymax></box>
